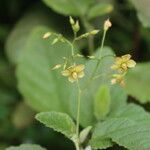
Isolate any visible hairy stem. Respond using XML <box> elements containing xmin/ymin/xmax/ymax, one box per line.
<box><xmin>98</xmin><ymin>29</ymin><xmax>107</xmax><ymax>59</ymax></box>
<box><xmin>76</xmin><ymin>80</ymin><xmax>81</xmax><ymax>136</ymax></box>
<box><xmin>90</xmin><ymin>29</ymin><xmax>107</xmax><ymax>77</ymax></box>
<box><xmin>74</xmin><ymin>79</ymin><xmax>81</xmax><ymax>150</ymax></box>
<box><xmin>74</xmin><ymin>141</ymin><xmax>80</xmax><ymax>150</ymax></box>
<box><xmin>84</xmin><ymin>29</ymin><xmax>107</xmax><ymax>89</ymax></box>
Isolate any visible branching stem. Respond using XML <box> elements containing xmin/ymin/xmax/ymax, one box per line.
<box><xmin>84</xmin><ymin>29</ymin><xmax>108</xmax><ymax>89</ymax></box>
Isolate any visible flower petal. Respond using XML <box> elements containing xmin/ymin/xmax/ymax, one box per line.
<box><xmin>111</xmin><ymin>64</ymin><xmax>118</xmax><ymax>70</ymax></box>
<box><xmin>127</xmin><ymin>60</ymin><xmax>136</xmax><ymax>68</ymax></box>
<box><xmin>61</xmin><ymin>70</ymin><xmax>70</xmax><ymax>76</ymax></box>
<box><xmin>74</xmin><ymin>64</ymin><xmax>85</xmax><ymax>72</ymax></box>
<box><xmin>78</xmin><ymin>71</ymin><xmax>84</xmax><ymax>78</ymax></box>
<box><xmin>121</xmin><ymin>54</ymin><xmax>131</xmax><ymax>61</ymax></box>
<box><xmin>68</xmin><ymin>76</ymin><xmax>76</xmax><ymax>83</ymax></box>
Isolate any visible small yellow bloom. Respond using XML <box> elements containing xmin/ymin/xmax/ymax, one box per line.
<box><xmin>61</xmin><ymin>64</ymin><xmax>85</xmax><ymax>83</ymax></box>
<box><xmin>111</xmin><ymin>54</ymin><xmax>136</xmax><ymax>73</ymax></box>
<box><xmin>111</xmin><ymin>74</ymin><xmax>125</xmax><ymax>87</ymax></box>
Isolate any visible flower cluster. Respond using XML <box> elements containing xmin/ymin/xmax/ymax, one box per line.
<box><xmin>111</xmin><ymin>54</ymin><xmax>136</xmax><ymax>86</ymax></box>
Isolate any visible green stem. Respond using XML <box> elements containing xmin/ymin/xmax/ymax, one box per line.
<box><xmin>76</xmin><ymin>80</ymin><xmax>81</xmax><ymax>136</ymax></box>
<box><xmin>90</xmin><ymin>29</ymin><xmax>107</xmax><ymax>76</ymax></box>
<box><xmin>83</xmin><ymin>29</ymin><xmax>107</xmax><ymax>89</ymax></box>
<box><xmin>74</xmin><ymin>141</ymin><xmax>80</xmax><ymax>150</ymax></box>
<box><xmin>98</xmin><ymin>29</ymin><xmax>107</xmax><ymax>59</ymax></box>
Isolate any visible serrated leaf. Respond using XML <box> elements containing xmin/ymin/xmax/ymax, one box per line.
<box><xmin>125</xmin><ymin>62</ymin><xmax>150</xmax><ymax>103</ymax></box>
<box><xmin>36</xmin><ymin>111</ymin><xmax>76</xmax><ymax>139</ymax></box>
<box><xmin>88</xmin><ymin>3</ymin><xmax>113</xmax><ymax>19</ymax></box>
<box><xmin>5</xmin><ymin>7</ymin><xmax>56</xmax><ymax>65</ymax></box>
<box><xmin>16</xmin><ymin>27</ymin><xmax>72</xmax><ymax>113</ymax></box>
<box><xmin>79</xmin><ymin>126</ymin><xmax>92</xmax><ymax>144</ymax></box>
<box><xmin>129</xmin><ymin>0</ymin><xmax>150</xmax><ymax>27</ymax></box>
<box><xmin>109</xmin><ymin>85</ymin><xmax>127</xmax><ymax>115</ymax></box>
<box><xmin>94</xmin><ymin>85</ymin><xmax>111</xmax><ymax>120</ymax></box>
<box><xmin>42</xmin><ymin>0</ymin><xmax>92</xmax><ymax>16</ymax></box>
<box><xmin>6</xmin><ymin>144</ymin><xmax>46</xmax><ymax>150</ymax></box>
<box><xmin>91</xmin><ymin>104</ymin><xmax>150</xmax><ymax>150</ymax></box>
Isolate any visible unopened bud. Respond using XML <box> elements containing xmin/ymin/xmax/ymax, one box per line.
<box><xmin>52</xmin><ymin>64</ymin><xmax>62</xmax><ymax>70</ymax></box>
<box><xmin>104</xmin><ymin>19</ymin><xmax>112</xmax><ymax>31</ymax></box>
<box><xmin>43</xmin><ymin>32</ymin><xmax>51</xmax><ymax>39</ymax></box>
<box><xmin>73</xmin><ymin>21</ymin><xmax>80</xmax><ymax>33</ymax></box>
<box><xmin>76</xmin><ymin>54</ymin><xmax>84</xmax><ymax>57</ymax></box>
<box><xmin>111</xmin><ymin>78</ymin><xmax>116</xmax><ymax>85</ymax></box>
<box><xmin>87</xmin><ymin>55</ymin><xmax>96</xmax><ymax>59</ymax></box>
<box><xmin>51</xmin><ymin>38</ymin><xmax>58</xmax><ymax>45</ymax></box>
<box><xmin>90</xmin><ymin>30</ymin><xmax>99</xmax><ymax>35</ymax></box>
<box><xmin>69</xmin><ymin>16</ymin><xmax>75</xmax><ymax>25</ymax></box>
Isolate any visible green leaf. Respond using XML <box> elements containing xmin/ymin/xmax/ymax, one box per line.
<box><xmin>91</xmin><ymin>104</ymin><xmax>150</xmax><ymax>150</ymax></box>
<box><xmin>94</xmin><ymin>85</ymin><xmax>111</xmax><ymax>120</ymax></box>
<box><xmin>79</xmin><ymin>126</ymin><xmax>92</xmax><ymax>144</ymax></box>
<box><xmin>36</xmin><ymin>111</ymin><xmax>76</xmax><ymax>139</ymax></box>
<box><xmin>126</xmin><ymin>62</ymin><xmax>150</xmax><ymax>103</ymax></box>
<box><xmin>5</xmin><ymin>7</ymin><xmax>56</xmax><ymax>65</ymax></box>
<box><xmin>129</xmin><ymin>0</ymin><xmax>150</xmax><ymax>27</ymax></box>
<box><xmin>6</xmin><ymin>144</ymin><xmax>46</xmax><ymax>150</ymax></box>
<box><xmin>88</xmin><ymin>3</ymin><xmax>113</xmax><ymax>19</ymax></box>
<box><xmin>109</xmin><ymin>85</ymin><xmax>127</xmax><ymax>115</ymax></box>
<box><xmin>16</xmin><ymin>27</ymin><xmax>72</xmax><ymax>113</ymax></box>
<box><xmin>42</xmin><ymin>0</ymin><xmax>92</xmax><ymax>16</ymax></box>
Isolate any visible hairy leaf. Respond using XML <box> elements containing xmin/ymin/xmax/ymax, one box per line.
<box><xmin>6</xmin><ymin>144</ymin><xmax>46</xmax><ymax>150</ymax></box>
<box><xmin>88</xmin><ymin>3</ymin><xmax>113</xmax><ymax>19</ymax></box>
<box><xmin>42</xmin><ymin>0</ymin><xmax>92</xmax><ymax>16</ymax></box>
<box><xmin>94</xmin><ymin>85</ymin><xmax>111</xmax><ymax>120</ymax></box>
<box><xmin>5</xmin><ymin>7</ymin><xmax>56</xmax><ymax>65</ymax></box>
<box><xmin>36</xmin><ymin>111</ymin><xmax>76</xmax><ymax>139</ymax></box>
<box><xmin>16</xmin><ymin>27</ymin><xmax>72</xmax><ymax>113</ymax></box>
<box><xmin>91</xmin><ymin>104</ymin><xmax>150</xmax><ymax>150</ymax></box>
<box><xmin>129</xmin><ymin>0</ymin><xmax>150</xmax><ymax>27</ymax></box>
<box><xmin>126</xmin><ymin>62</ymin><xmax>150</xmax><ymax>103</ymax></box>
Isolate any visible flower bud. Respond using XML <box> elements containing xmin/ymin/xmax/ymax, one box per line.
<box><xmin>43</xmin><ymin>32</ymin><xmax>51</xmax><ymax>39</ymax></box>
<box><xmin>90</xmin><ymin>30</ymin><xmax>99</xmax><ymax>35</ymax></box>
<box><xmin>104</xmin><ymin>19</ymin><xmax>112</xmax><ymax>31</ymax></box>
<box><xmin>76</xmin><ymin>54</ymin><xmax>84</xmax><ymax>58</ymax></box>
<box><xmin>51</xmin><ymin>38</ymin><xmax>58</xmax><ymax>45</ymax></box>
<box><xmin>69</xmin><ymin>16</ymin><xmax>75</xmax><ymax>25</ymax></box>
<box><xmin>87</xmin><ymin>55</ymin><xmax>96</xmax><ymax>59</ymax></box>
<box><xmin>52</xmin><ymin>64</ymin><xmax>62</xmax><ymax>70</ymax></box>
<box><xmin>73</xmin><ymin>20</ymin><xmax>80</xmax><ymax>33</ymax></box>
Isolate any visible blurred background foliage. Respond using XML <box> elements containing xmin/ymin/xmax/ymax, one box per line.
<box><xmin>0</xmin><ymin>0</ymin><xmax>150</xmax><ymax>149</ymax></box>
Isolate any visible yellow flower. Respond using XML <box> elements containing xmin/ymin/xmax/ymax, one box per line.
<box><xmin>111</xmin><ymin>54</ymin><xmax>136</xmax><ymax>73</ymax></box>
<box><xmin>61</xmin><ymin>64</ymin><xmax>85</xmax><ymax>83</ymax></box>
<box><xmin>111</xmin><ymin>74</ymin><xmax>125</xmax><ymax>87</ymax></box>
